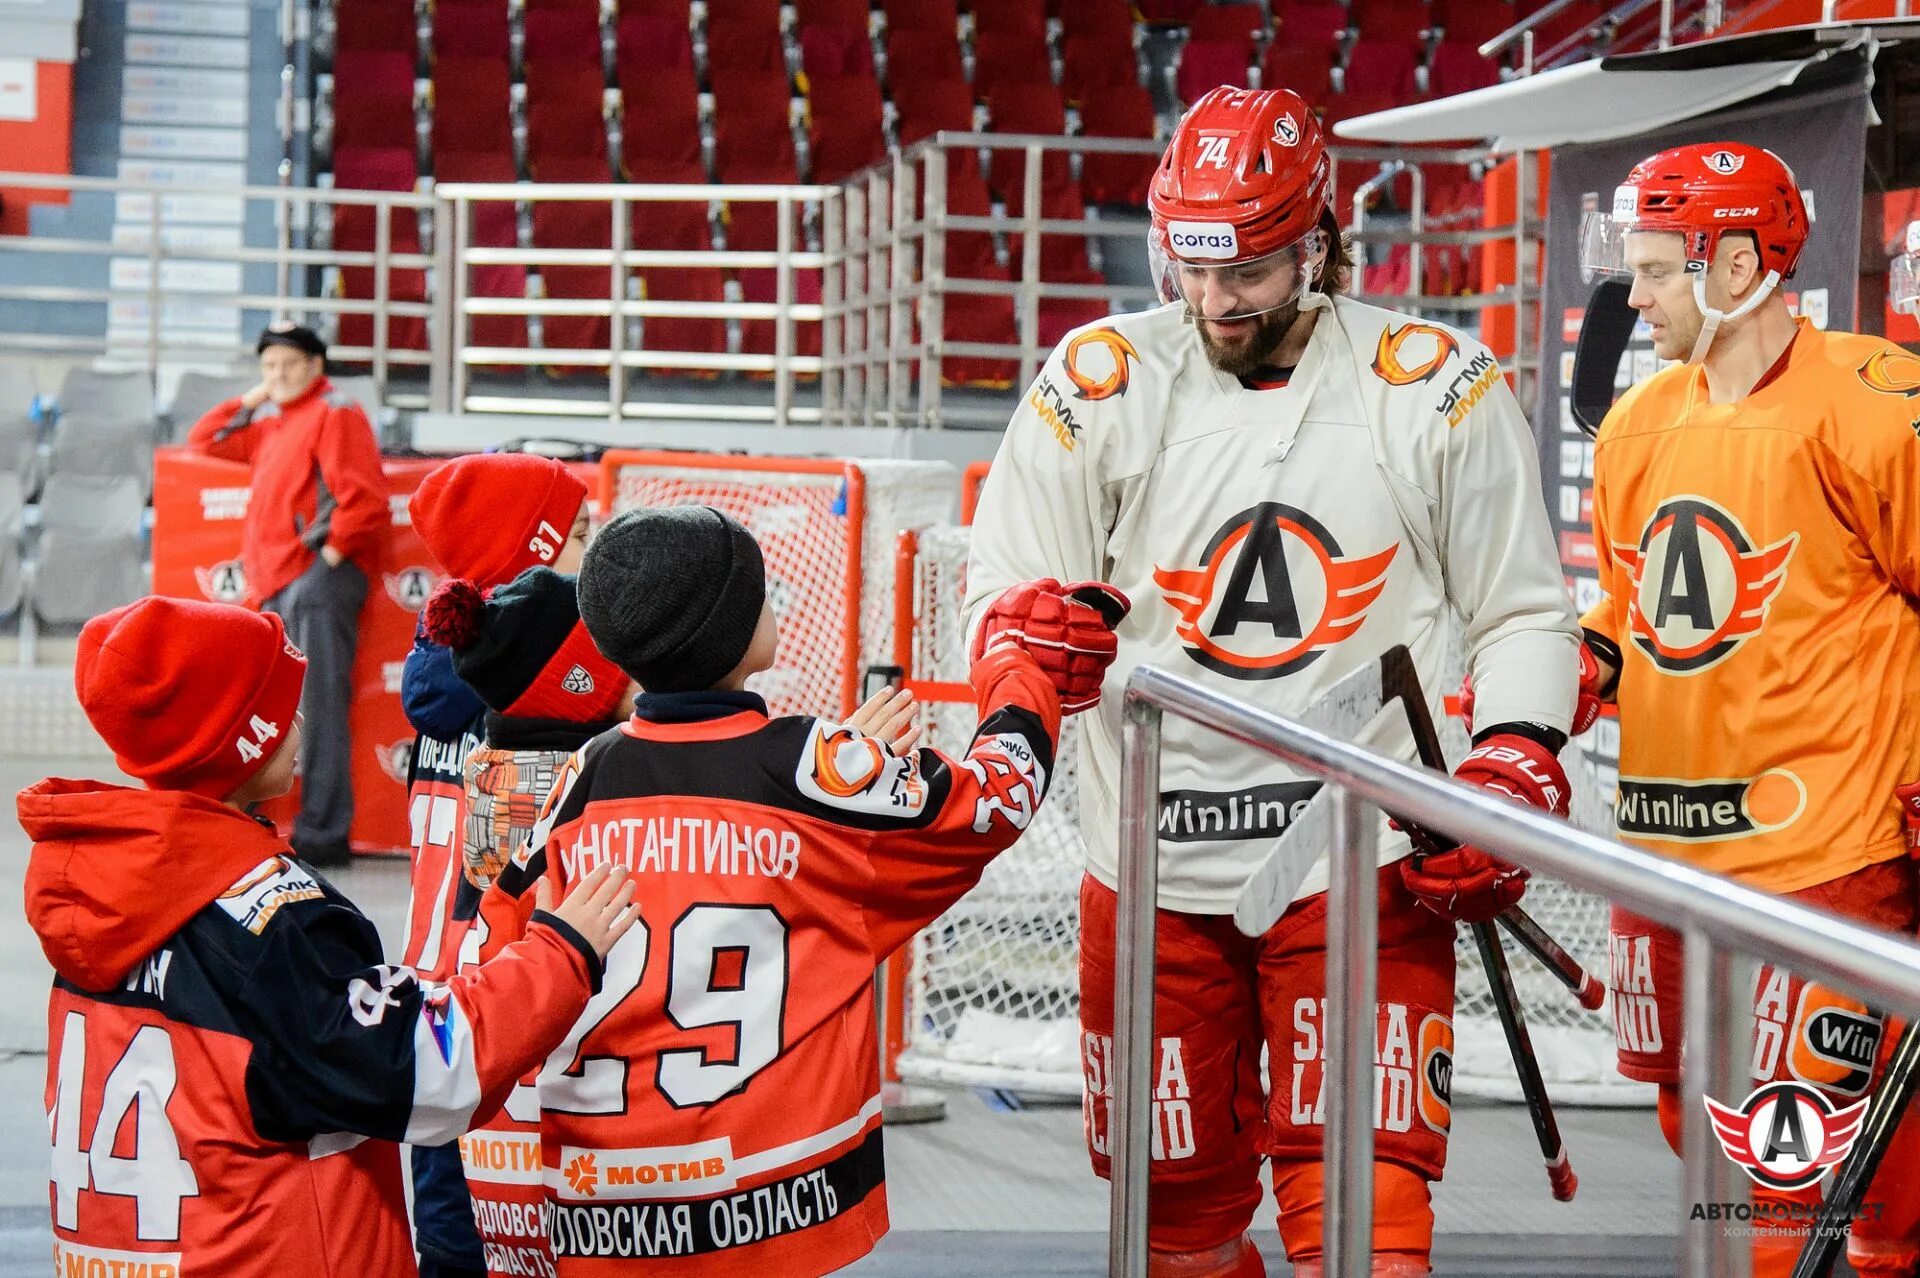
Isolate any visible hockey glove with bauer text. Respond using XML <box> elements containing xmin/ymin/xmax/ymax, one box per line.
<box><xmin>1400</xmin><ymin>734</ymin><xmax>1570</xmax><ymax>923</ymax></box>
<box><xmin>971</xmin><ymin>578</ymin><xmax>1131</xmax><ymax>715</ymax></box>
<box><xmin>1459</xmin><ymin>635</ymin><xmax>1614</xmax><ymax>738</ymax></box>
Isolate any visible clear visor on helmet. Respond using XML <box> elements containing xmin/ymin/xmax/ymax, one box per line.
<box><xmin>1892</xmin><ymin>221</ymin><xmax>1920</xmax><ymax>316</ymax></box>
<box><xmin>1149</xmin><ymin>224</ymin><xmax>1328</xmax><ymax>322</ymax></box>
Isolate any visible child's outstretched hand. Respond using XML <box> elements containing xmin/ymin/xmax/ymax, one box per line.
<box><xmin>536</xmin><ymin>864</ymin><xmax>640</xmax><ymax>960</ymax></box>
<box><xmin>848</xmin><ymin>685</ymin><xmax>921</xmax><ymax>754</ymax></box>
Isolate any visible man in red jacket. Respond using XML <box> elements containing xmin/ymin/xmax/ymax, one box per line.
<box><xmin>187</xmin><ymin>322</ymin><xmax>386</xmax><ymax>866</ymax></box>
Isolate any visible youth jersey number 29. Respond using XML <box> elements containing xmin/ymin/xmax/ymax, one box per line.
<box><xmin>538</xmin><ymin>904</ymin><xmax>791</xmax><ymax>1113</ymax></box>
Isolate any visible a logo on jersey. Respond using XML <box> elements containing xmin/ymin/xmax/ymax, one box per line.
<box><xmin>1704</xmin><ymin>1081</ymin><xmax>1867</xmax><ymax>1190</ymax></box>
<box><xmin>1418</xmin><ymin>1013</ymin><xmax>1454</xmax><ymax>1135</ymax></box>
<box><xmin>1028</xmin><ymin>375</ymin><xmax>1085</xmax><ymax>452</ymax></box>
<box><xmin>375</xmin><ymin>738</ymin><xmax>412</xmax><ymax>784</ymax></box>
<box><xmin>1063</xmin><ymin>326</ymin><xmax>1140</xmax><ymax>402</ymax></box>
<box><xmin>560</xmin><ymin>664</ymin><xmax>596</xmax><ymax>695</ymax></box>
<box><xmin>1858</xmin><ymin>347</ymin><xmax>1920</xmax><ymax>398</ymax></box>
<box><xmin>1372</xmin><ymin>322</ymin><xmax>1459</xmax><ymax>386</ymax></box>
<box><xmin>1613</xmin><ymin>496</ymin><xmax>1795</xmax><ymax>673</ymax></box>
<box><xmin>795</xmin><ymin>720</ymin><xmax>930</xmax><ymax>817</ymax></box>
<box><xmin>1153</xmin><ymin>503</ymin><xmax>1398</xmax><ymax>680</ymax></box>
<box><xmin>1703</xmin><ymin>149</ymin><xmax>1746</xmax><ymax>176</ymax></box>
<box><xmin>194</xmin><ymin>558</ymin><xmax>247</xmax><ymax>603</ymax></box>
<box><xmin>1615</xmin><ymin>770</ymin><xmax>1806</xmax><ymax>843</ymax></box>
<box><xmin>564</xmin><ymin>1152</ymin><xmax>599</xmax><ymax>1197</ymax></box>
<box><xmin>385</xmin><ymin>566</ymin><xmax>438</xmax><ymax>612</ymax></box>
<box><xmin>217</xmin><ymin>855</ymin><xmax>324</xmax><ymax>934</ymax></box>
<box><xmin>1274</xmin><ymin>112</ymin><xmax>1300</xmax><ymax>146</ymax></box>
<box><xmin>1788</xmin><ymin>989</ymin><xmax>1883</xmax><ymax>1097</ymax></box>
<box><xmin>1437</xmin><ymin>350</ymin><xmax>1501</xmax><ymax>428</ymax></box>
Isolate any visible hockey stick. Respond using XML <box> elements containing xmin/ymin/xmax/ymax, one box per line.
<box><xmin>1233</xmin><ymin>654</ymin><xmax>1608</xmax><ymax>1017</ymax></box>
<box><xmin>1790</xmin><ymin>1021</ymin><xmax>1920</xmax><ymax>1277</ymax></box>
<box><xmin>1569</xmin><ymin>278</ymin><xmax>1637</xmax><ymax>439</ymax></box>
<box><xmin>1387</xmin><ymin>647</ymin><xmax>1578</xmax><ymax>1201</ymax></box>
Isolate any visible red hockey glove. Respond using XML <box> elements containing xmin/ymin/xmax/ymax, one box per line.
<box><xmin>1400</xmin><ymin>734</ymin><xmax>1570</xmax><ymax>923</ymax></box>
<box><xmin>1459</xmin><ymin>642</ymin><xmax>1609</xmax><ymax>738</ymax></box>
<box><xmin>971</xmin><ymin>578</ymin><xmax>1131</xmax><ymax>715</ymax></box>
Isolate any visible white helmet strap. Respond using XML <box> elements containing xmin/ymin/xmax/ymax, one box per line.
<box><xmin>1685</xmin><ymin>268</ymin><xmax>1781</xmax><ymax>365</ymax></box>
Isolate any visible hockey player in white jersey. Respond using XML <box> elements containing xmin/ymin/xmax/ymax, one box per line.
<box><xmin>966</xmin><ymin>86</ymin><xmax>1582</xmax><ymax>1277</ymax></box>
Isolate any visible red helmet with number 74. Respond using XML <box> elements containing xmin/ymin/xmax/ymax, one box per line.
<box><xmin>1147</xmin><ymin>86</ymin><xmax>1331</xmax><ymax>312</ymax></box>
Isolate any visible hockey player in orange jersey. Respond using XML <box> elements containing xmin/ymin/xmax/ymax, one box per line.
<box><xmin>1578</xmin><ymin>141</ymin><xmax>1920</xmax><ymax>1276</ymax></box>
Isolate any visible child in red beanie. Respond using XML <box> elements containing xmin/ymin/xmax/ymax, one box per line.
<box><xmin>401</xmin><ymin>454</ymin><xmax>591</xmax><ymax>1278</ymax></box>
<box><xmin>19</xmin><ymin>595</ymin><xmax>639</xmax><ymax>1277</ymax></box>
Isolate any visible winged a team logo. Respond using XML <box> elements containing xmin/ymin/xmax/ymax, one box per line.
<box><xmin>1704</xmin><ymin>1081</ymin><xmax>1869</xmax><ymax>1190</ymax></box>
<box><xmin>1613</xmin><ymin>496</ymin><xmax>1795</xmax><ymax>674</ymax></box>
<box><xmin>1154</xmin><ymin>503</ymin><xmax>1398</xmax><ymax>680</ymax></box>
<box><xmin>385</xmin><ymin>566</ymin><xmax>438</xmax><ymax>612</ymax></box>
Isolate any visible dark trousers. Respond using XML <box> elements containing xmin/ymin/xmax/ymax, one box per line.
<box><xmin>265</xmin><ymin>555</ymin><xmax>366</xmax><ymax>850</ymax></box>
<box><xmin>411</xmin><ymin>1140</ymin><xmax>486</xmax><ymax>1273</ymax></box>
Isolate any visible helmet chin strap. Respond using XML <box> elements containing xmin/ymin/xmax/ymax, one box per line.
<box><xmin>1684</xmin><ymin>268</ymin><xmax>1781</xmax><ymax>365</ymax></box>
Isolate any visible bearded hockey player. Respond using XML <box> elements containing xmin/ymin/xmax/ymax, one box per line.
<box><xmin>965</xmin><ymin>86</ymin><xmax>1581</xmax><ymax>1277</ymax></box>
<box><xmin>1579</xmin><ymin>142</ymin><xmax>1920</xmax><ymax>1276</ymax></box>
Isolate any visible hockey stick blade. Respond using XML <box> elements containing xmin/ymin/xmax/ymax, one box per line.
<box><xmin>1231</xmin><ymin>655</ymin><xmax>1393</xmax><ymax>937</ymax></box>
<box><xmin>1569</xmin><ymin>278</ymin><xmax>1636</xmax><ymax>439</ymax></box>
<box><xmin>1790</xmin><ymin>1021</ymin><xmax>1920</xmax><ymax>1278</ymax></box>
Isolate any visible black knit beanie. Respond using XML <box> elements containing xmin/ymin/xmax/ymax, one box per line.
<box><xmin>577</xmin><ymin>506</ymin><xmax>767</xmax><ymax>692</ymax></box>
<box><xmin>421</xmin><ymin>567</ymin><xmax>584</xmax><ymax>711</ymax></box>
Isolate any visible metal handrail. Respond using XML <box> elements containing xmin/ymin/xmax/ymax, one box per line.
<box><xmin>1112</xmin><ymin>664</ymin><xmax>1920</xmax><ymax>1277</ymax></box>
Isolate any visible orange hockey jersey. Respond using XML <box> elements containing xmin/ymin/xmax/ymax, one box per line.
<box><xmin>477</xmin><ymin>646</ymin><xmax>1060</xmax><ymax>1276</ymax></box>
<box><xmin>1582</xmin><ymin>320</ymin><xmax>1920</xmax><ymax>892</ymax></box>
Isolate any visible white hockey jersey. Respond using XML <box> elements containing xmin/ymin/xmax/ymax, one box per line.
<box><xmin>967</xmin><ymin>294</ymin><xmax>1579</xmax><ymax>914</ymax></box>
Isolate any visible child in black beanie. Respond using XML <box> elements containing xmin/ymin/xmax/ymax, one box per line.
<box><xmin>469</xmin><ymin>504</ymin><xmax>1122</xmax><ymax>1277</ymax></box>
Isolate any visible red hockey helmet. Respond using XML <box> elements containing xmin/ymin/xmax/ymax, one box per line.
<box><xmin>1147</xmin><ymin>86</ymin><xmax>1331</xmax><ymax>310</ymax></box>
<box><xmin>1580</xmin><ymin>142</ymin><xmax>1811</xmax><ymax>282</ymax></box>
<box><xmin>1579</xmin><ymin>142</ymin><xmax>1812</xmax><ymax>362</ymax></box>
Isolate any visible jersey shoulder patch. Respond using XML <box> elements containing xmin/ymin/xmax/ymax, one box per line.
<box><xmin>214</xmin><ymin>854</ymin><xmax>325</xmax><ymax>936</ymax></box>
<box><xmin>793</xmin><ymin>719</ymin><xmax>931</xmax><ymax>819</ymax></box>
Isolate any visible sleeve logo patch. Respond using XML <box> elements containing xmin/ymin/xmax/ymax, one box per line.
<box><xmin>795</xmin><ymin>721</ymin><xmax>929</xmax><ymax>818</ymax></box>
<box><xmin>215</xmin><ymin>855</ymin><xmax>323</xmax><ymax>934</ymax></box>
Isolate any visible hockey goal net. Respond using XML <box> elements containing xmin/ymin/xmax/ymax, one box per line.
<box><xmin>888</xmin><ymin>523</ymin><xmax>1648</xmax><ymax>1105</ymax></box>
<box><xmin>599</xmin><ymin>451</ymin><xmax>958</xmax><ymax>718</ymax></box>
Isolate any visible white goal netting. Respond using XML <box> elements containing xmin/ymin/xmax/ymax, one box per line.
<box><xmin>892</xmin><ymin>524</ymin><xmax>1649</xmax><ymax>1106</ymax></box>
<box><xmin>602</xmin><ymin>452</ymin><xmax>958</xmax><ymax>717</ymax></box>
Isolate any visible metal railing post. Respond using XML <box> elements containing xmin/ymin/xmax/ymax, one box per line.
<box><xmin>1660</xmin><ymin>0</ymin><xmax>1675</xmax><ymax>48</ymax></box>
<box><xmin>429</xmin><ymin>195</ymin><xmax>454</xmax><ymax>412</ymax></box>
<box><xmin>1110</xmin><ymin>693</ymin><xmax>1163</xmax><ymax>1278</ymax></box>
<box><xmin>1682</xmin><ymin>931</ymin><xmax>1753</xmax><ymax>1278</ymax></box>
<box><xmin>773</xmin><ymin>192</ymin><xmax>794</xmax><ymax>427</ymax></box>
<box><xmin>1408</xmin><ymin>165</ymin><xmax>1425</xmax><ymax>305</ymax></box>
<box><xmin>608</xmin><ymin>190</ymin><xmax>627</xmax><ymax>427</ymax></box>
<box><xmin>920</xmin><ymin>147</ymin><xmax>948</xmax><ymax>429</ymax></box>
<box><xmin>886</xmin><ymin>160</ymin><xmax>911</xmax><ymax>429</ymax></box>
<box><xmin>1018</xmin><ymin>142</ymin><xmax>1043</xmax><ymax>389</ymax></box>
<box><xmin>1323</xmin><ymin>787</ymin><xmax>1379</xmax><ymax>1276</ymax></box>
<box><xmin>451</xmin><ymin>195</ymin><xmax>472</xmax><ymax>413</ymax></box>
<box><xmin>1513</xmin><ymin>148</ymin><xmax>1532</xmax><ymax>407</ymax></box>
<box><xmin>373</xmin><ymin>196</ymin><xmax>392</xmax><ymax>399</ymax></box>
<box><xmin>821</xmin><ymin>192</ymin><xmax>844</xmax><ymax>428</ymax></box>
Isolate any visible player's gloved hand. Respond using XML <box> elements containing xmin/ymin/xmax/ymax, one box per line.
<box><xmin>1400</xmin><ymin>734</ymin><xmax>1570</xmax><ymax>922</ymax></box>
<box><xmin>971</xmin><ymin>577</ymin><xmax>1131</xmax><ymax>715</ymax></box>
<box><xmin>1459</xmin><ymin>641</ymin><xmax>1610</xmax><ymax>738</ymax></box>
